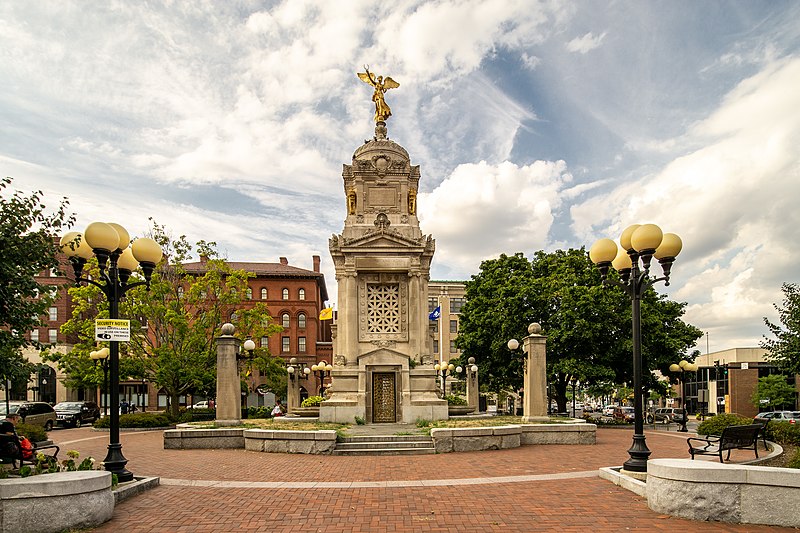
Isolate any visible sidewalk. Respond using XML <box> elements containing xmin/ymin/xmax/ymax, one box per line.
<box><xmin>48</xmin><ymin>426</ymin><xmax>790</xmax><ymax>532</ymax></box>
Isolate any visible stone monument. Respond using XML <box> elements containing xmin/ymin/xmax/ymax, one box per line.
<box><xmin>215</xmin><ymin>323</ymin><xmax>242</xmax><ymax>426</ymax></box>
<box><xmin>319</xmin><ymin>70</ymin><xmax>447</xmax><ymax>423</ymax></box>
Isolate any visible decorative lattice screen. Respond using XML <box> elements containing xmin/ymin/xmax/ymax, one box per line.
<box><xmin>366</xmin><ymin>284</ymin><xmax>401</xmax><ymax>333</ymax></box>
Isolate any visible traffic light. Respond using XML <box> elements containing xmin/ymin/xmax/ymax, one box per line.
<box><xmin>713</xmin><ymin>360</ymin><xmax>720</xmax><ymax>381</ymax></box>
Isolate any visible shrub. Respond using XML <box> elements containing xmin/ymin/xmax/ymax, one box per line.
<box><xmin>765</xmin><ymin>421</ymin><xmax>800</xmax><ymax>446</ymax></box>
<box><xmin>788</xmin><ymin>447</ymin><xmax>800</xmax><ymax>469</ymax></box>
<box><xmin>301</xmin><ymin>396</ymin><xmax>324</xmax><ymax>407</ymax></box>
<box><xmin>354</xmin><ymin>416</ymin><xmax>365</xmax><ymax>425</ymax></box>
<box><xmin>247</xmin><ymin>406</ymin><xmax>271</xmax><ymax>419</ymax></box>
<box><xmin>16</xmin><ymin>423</ymin><xmax>48</xmax><ymax>444</ymax></box>
<box><xmin>93</xmin><ymin>412</ymin><xmax>174</xmax><ymax>429</ymax></box>
<box><xmin>696</xmin><ymin>413</ymin><xmax>753</xmax><ymax>436</ymax></box>
<box><xmin>178</xmin><ymin>408</ymin><xmax>216</xmax><ymax>422</ymax></box>
<box><xmin>445</xmin><ymin>395</ymin><xmax>467</xmax><ymax>406</ymax></box>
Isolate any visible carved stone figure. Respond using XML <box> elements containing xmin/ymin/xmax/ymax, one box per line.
<box><xmin>347</xmin><ymin>189</ymin><xmax>357</xmax><ymax>215</ymax></box>
<box><xmin>408</xmin><ymin>188</ymin><xmax>417</xmax><ymax>215</ymax></box>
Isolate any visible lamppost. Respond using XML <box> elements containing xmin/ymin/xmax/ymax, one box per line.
<box><xmin>434</xmin><ymin>362</ymin><xmax>454</xmax><ymax>397</ymax></box>
<box><xmin>60</xmin><ymin>222</ymin><xmax>163</xmax><ymax>483</ymax></box>
<box><xmin>571</xmin><ymin>378</ymin><xmax>579</xmax><ymax>418</ymax></box>
<box><xmin>669</xmin><ymin>360</ymin><xmax>697</xmax><ymax>433</ymax></box>
<box><xmin>590</xmin><ymin>223</ymin><xmax>683</xmax><ymax>474</ymax></box>
<box><xmin>311</xmin><ymin>361</ymin><xmax>332</xmax><ymax>396</ymax></box>
<box><xmin>286</xmin><ymin>358</ymin><xmax>311</xmax><ymax>413</ymax></box>
<box><xmin>91</xmin><ymin>347</ymin><xmax>110</xmax><ymax>417</ymax></box>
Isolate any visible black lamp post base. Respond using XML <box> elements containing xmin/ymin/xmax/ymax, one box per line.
<box><xmin>623</xmin><ymin>434</ymin><xmax>651</xmax><ymax>473</ymax></box>
<box><xmin>103</xmin><ymin>443</ymin><xmax>134</xmax><ymax>482</ymax></box>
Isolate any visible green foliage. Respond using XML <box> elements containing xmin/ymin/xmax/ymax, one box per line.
<box><xmin>416</xmin><ymin>418</ymin><xmax>431</xmax><ymax>428</ymax></box>
<box><xmin>301</xmin><ymin>396</ymin><xmax>324</xmax><ymax>407</ymax></box>
<box><xmin>15</xmin><ymin>423</ymin><xmax>47</xmax><ymax>443</ymax></box>
<box><xmin>178</xmin><ymin>407</ymin><xmax>216</xmax><ymax>422</ymax></box>
<box><xmin>445</xmin><ymin>394</ymin><xmax>467</xmax><ymax>406</ymax></box>
<box><xmin>751</xmin><ymin>374</ymin><xmax>796</xmax><ymax>410</ymax></box>
<box><xmin>762</xmin><ymin>283</ymin><xmax>800</xmax><ymax>375</ymax></box>
<box><xmin>354</xmin><ymin>416</ymin><xmax>366</xmax><ymax>425</ymax></box>
<box><xmin>696</xmin><ymin>413</ymin><xmax>754</xmax><ymax>436</ymax></box>
<box><xmin>0</xmin><ymin>177</ymin><xmax>74</xmax><ymax>383</ymax></box>
<box><xmin>245</xmin><ymin>406</ymin><xmax>271</xmax><ymax>419</ymax></box>
<box><xmin>765</xmin><ymin>421</ymin><xmax>800</xmax><ymax>446</ymax></box>
<box><xmin>788</xmin><ymin>448</ymin><xmax>800</xmax><ymax>469</ymax></box>
<box><xmin>456</xmin><ymin>249</ymin><xmax>702</xmax><ymax>412</ymax></box>
<box><xmin>53</xmin><ymin>220</ymin><xmax>281</xmax><ymax>417</ymax></box>
<box><xmin>93</xmin><ymin>412</ymin><xmax>173</xmax><ymax>428</ymax></box>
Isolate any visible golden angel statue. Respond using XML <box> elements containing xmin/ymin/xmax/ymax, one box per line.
<box><xmin>358</xmin><ymin>66</ymin><xmax>400</xmax><ymax>122</ymax></box>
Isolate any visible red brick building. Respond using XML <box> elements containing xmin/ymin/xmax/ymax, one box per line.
<box><xmin>181</xmin><ymin>255</ymin><xmax>332</xmax><ymax>406</ymax></box>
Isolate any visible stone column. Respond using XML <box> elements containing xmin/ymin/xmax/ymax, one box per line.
<box><xmin>215</xmin><ymin>323</ymin><xmax>241</xmax><ymax>426</ymax></box>
<box><xmin>466</xmin><ymin>357</ymin><xmax>479</xmax><ymax>410</ymax></box>
<box><xmin>522</xmin><ymin>323</ymin><xmax>548</xmax><ymax>422</ymax></box>
<box><xmin>286</xmin><ymin>358</ymin><xmax>300</xmax><ymax>414</ymax></box>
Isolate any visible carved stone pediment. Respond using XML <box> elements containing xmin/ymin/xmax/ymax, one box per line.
<box><xmin>342</xmin><ymin>231</ymin><xmax>426</xmax><ymax>249</ymax></box>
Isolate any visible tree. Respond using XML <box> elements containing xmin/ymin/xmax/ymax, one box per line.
<box><xmin>456</xmin><ymin>249</ymin><xmax>703</xmax><ymax>412</ymax></box>
<box><xmin>49</xmin><ymin>221</ymin><xmax>282</xmax><ymax>416</ymax></box>
<box><xmin>762</xmin><ymin>283</ymin><xmax>800</xmax><ymax>375</ymax></box>
<box><xmin>0</xmin><ymin>177</ymin><xmax>73</xmax><ymax>388</ymax></box>
<box><xmin>751</xmin><ymin>374</ymin><xmax>796</xmax><ymax>410</ymax></box>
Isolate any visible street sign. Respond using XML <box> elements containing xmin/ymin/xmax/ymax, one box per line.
<box><xmin>95</xmin><ymin>319</ymin><xmax>131</xmax><ymax>341</ymax></box>
<box><xmin>741</xmin><ymin>362</ymin><xmax>749</xmax><ymax>370</ymax></box>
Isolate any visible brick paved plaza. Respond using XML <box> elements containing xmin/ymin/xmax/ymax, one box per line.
<box><xmin>49</xmin><ymin>427</ymin><xmax>790</xmax><ymax>532</ymax></box>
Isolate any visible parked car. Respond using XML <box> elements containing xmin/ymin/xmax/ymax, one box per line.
<box><xmin>53</xmin><ymin>401</ymin><xmax>101</xmax><ymax>428</ymax></box>
<box><xmin>0</xmin><ymin>401</ymin><xmax>57</xmax><ymax>431</ymax></box>
<box><xmin>613</xmin><ymin>406</ymin><xmax>635</xmax><ymax>422</ymax></box>
<box><xmin>647</xmin><ymin>407</ymin><xmax>688</xmax><ymax>424</ymax></box>
<box><xmin>191</xmin><ymin>401</ymin><xmax>209</xmax><ymax>409</ymax></box>
<box><xmin>754</xmin><ymin>411</ymin><xmax>798</xmax><ymax>424</ymax></box>
<box><xmin>602</xmin><ymin>405</ymin><xmax>616</xmax><ymax>417</ymax></box>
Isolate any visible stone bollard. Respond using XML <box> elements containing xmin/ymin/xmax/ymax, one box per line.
<box><xmin>522</xmin><ymin>323</ymin><xmax>548</xmax><ymax>422</ymax></box>
<box><xmin>215</xmin><ymin>323</ymin><xmax>241</xmax><ymax>426</ymax></box>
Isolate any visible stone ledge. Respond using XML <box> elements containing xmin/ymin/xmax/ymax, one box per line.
<box><xmin>0</xmin><ymin>471</ymin><xmax>114</xmax><ymax>533</ymax></box>
<box><xmin>646</xmin><ymin>458</ymin><xmax>800</xmax><ymax>528</ymax></box>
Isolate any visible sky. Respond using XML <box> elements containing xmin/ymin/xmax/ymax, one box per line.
<box><xmin>2</xmin><ymin>1</ymin><xmax>799</xmax><ymax>354</ymax></box>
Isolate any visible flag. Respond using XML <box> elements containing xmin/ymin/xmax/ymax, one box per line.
<box><xmin>319</xmin><ymin>307</ymin><xmax>334</xmax><ymax>321</ymax></box>
<box><xmin>428</xmin><ymin>306</ymin><xmax>441</xmax><ymax>320</ymax></box>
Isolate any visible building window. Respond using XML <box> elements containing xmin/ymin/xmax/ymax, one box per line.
<box><xmin>177</xmin><ymin>286</ymin><xmax>184</xmax><ymax>299</ymax></box>
<box><xmin>298</xmin><ymin>313</ymin><xmax>306</xmax><ymax>329</ymax></box>
<box><xmin>450</xmin><ymin>297</ymin><xmax>466</xmax><ymax>314</ymax></box>
<box><xmin>450</xmin><ymin>319</ymin><xmax>458</xmax><ymax>333</ymax></box>
<box><xmin>433</xmin><ymin>340</ymin><xmax>439</xmax><ymax>354</ymax></box>
<box><xmin>282</xmin><ymin>313</ymin><xmax>290</xmax><ymax>329</ymax></box>
<box><xmin>49</xmin><ymin>329</ymin><xmax>57</xmax><ymax>344</ymax></box>
<box><xmin>230</xmin><ymin>310</ymin><xmax>239</xmax><ymax>322</ymax></box>
<box><xmin>298</xmin><ymin>337</ymin><xmax>306</xmax><ymax>353</ymax></box>
<box><xmin>450</xmin><ymin>340</ymin><xmax>457</xmax><ymax>353</ymax></box>
<box><xmin>298</xmin><ymin>288</ymin><xmax>306</xmax><ymax>300</ymax></box>
<box><xmin>428</xmin><ymin>298</ymin><xmax>438</xmax><ymax>313</ymax></box>
<box><xmin>49</xmin><ymin>307</ymin><xmax>57</xmax><ymax>321</ymax></box>
<box><xmin>366</xmin><ymin>284</ymin><xmax>400</xmax><ymax>333</ymax></box>
<box><xmin>260</xmin><ymin>336</ymin><xmax>268</xmax><ymax>348</ymax></box>
<box><xmin>246</xmin><ymin>288</ymin><xmax>252</xmax><ymax>299</ymax></box>
<box><xmin>261</xmin><ymin>288</ymin><xmax>267</xmax><ymax>300</ymax></box>
<box><xmin>282</xmin><ymin>288</ymin><xmax>289</xmax><ymax>300</ymax></box>
<box><xmin>30</xmin><ymin>330</ymin><xmax>39</xmax><ymax>342</ymax></box>
<box><xmin>281</xmin><ymin>337</ymin><xmax>290</xmax><ymax>353</ymax></box>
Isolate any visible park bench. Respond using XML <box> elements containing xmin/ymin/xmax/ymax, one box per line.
<box><xmin>687</xmin><ymin>423</ymin><xmax>761</xmax><ymax>463</ymax></box>
<box><xmin>0</xmin><ymin>433</ymin><xmax>60</xmax><ymax>469</ymax></box>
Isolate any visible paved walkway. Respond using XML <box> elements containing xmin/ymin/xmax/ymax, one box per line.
<box><xmin>49</xmin><ymin>426</ymin><xmax>791</xmax><ymax>532</ymax></box>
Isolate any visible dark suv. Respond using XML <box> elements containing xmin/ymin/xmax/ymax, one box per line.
<box><xmin>0</xmin><ymin>401</ymin><xmax>57</xmax><ymax>431</ymax></box>
<box><xmin>54</xmin><ymin>401</ymin><xmax>101</xmax><ymax>428</ymax></box>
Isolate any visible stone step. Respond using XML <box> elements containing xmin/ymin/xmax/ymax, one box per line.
<box><xmin>332</xmin><ymin>447</ymin><xmax>436</xmax><ymax>456</ymax></box>
<box><xmin>335</xmin><ymin>440</ymin><xmax>433</xmax><ymax>450</ymax></box>
<box><xmin>339</xmin><ymin>435</ymin><xmax>432</xmax><ymax>443</ymax></box>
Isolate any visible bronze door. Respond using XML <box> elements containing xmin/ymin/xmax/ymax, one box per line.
<box><xmin>372</xmin><ymin>372</ymin><xmax>396</xmax><ymax>423</ymax></box>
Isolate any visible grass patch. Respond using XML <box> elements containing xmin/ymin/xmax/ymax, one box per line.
<box><xmin>185</xmin><ymin>419</ymin><xmax>349</xmax><ymax>432</ymax></box>
<box><xmin>414</xmin><ymin>416</ymin><xmax>569</xmax><ymax>432</ymax></box>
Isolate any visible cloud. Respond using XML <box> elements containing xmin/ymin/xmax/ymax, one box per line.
<box><xmin>571</xmin><ymin>56</ymin><xmax>800</xmax><ymax>349</ymax></box>
<box><xmin>565</xmin><ymin>31</ymin><xmax>607</xmax><ymax>54</ymax></box>
<box><xmin>420</xmin><ymin>159</ymin><xmax>572</xmax><ymax>275</ymax></box>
